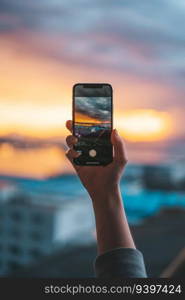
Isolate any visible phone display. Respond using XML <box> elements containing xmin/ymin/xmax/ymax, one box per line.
<box><xmin>73</xmin><ymin>83</ymin><xmax>113</xmax><ymax>166</ymax></box>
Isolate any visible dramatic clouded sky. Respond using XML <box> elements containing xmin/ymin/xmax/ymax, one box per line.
<box><xmin>0</xmin><ymin>0</ymin><xmax>185</xmax><ymax>176</ymax></box>
<box><xmin>75</xmin><ymin>97</ymin><xmax>112</xmax><ymax>122</ymax></box>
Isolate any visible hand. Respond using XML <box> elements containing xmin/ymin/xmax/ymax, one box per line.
<box><xmin>66</xmin><ymin>120</ymin><xmax>135</xmax><ymax>255</ymax></box>
<box><xmin>65</xmin><ymin>120</ymin><xmax>128</xmax><ymax>199</ymax></box>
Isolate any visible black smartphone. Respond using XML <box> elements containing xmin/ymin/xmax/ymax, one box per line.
<box><xmin>72</xmin><ymin>83</ymin><xmax>113</xmax><ymax>166</ymax></box>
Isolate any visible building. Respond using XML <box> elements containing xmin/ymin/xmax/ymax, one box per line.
<box><xmin>0</xmin><ymin>181</ymin><xmax>18</xmax><ymax>202</ymax></box>
<box><xmin>170</xmin><ymin>159</ymin><xmax>185</xmax><ymax>189</ymax></box>
<box><xmin>123</xmin><ymin>164</ymin><xmax>144</xmax><ymax>182</ymax></box>
<box><xmin>9</xmin><ymin>209</ymin><xmax>185</xmax><ymax>278</ymax></box>
<box><xmin>142</xmin><ymin>164</ymin><xmax>173</xmax><ymax>190</ymax></box>
<box><xmin>0</xmin><ymin>182</ymin><xmax>95</xmax><ymax>275</ymax></box>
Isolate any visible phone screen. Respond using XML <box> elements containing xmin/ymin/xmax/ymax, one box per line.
<box><xmin>73</xmin><ymin>84</ymin><xmax>113</xmax><ymax>166</ymax></box>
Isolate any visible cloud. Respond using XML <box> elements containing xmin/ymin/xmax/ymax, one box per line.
<box><xmin>75</xmin><ymin>97</ymin><xmax>111</xmax><ymax>121</ymax></box>
<box><xmin>0</xmin><ymin>0</ymin><xmax>185</xmax><ymax>102</ymax></box>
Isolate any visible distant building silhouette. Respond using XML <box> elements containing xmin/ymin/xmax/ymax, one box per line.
<box><xmin>0</xmin><ymin>183</ymin><xmax>95</xmax><ymax>275</ymax></box>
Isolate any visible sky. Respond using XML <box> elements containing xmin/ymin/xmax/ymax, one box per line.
<box><xmin>75</xmin><ymin>97</ymin><xmax>112</xmax><ymax>123</ymax></box>
<box><xmin>0</xmin><ymin>0</ymin><xmax>185</xmax><ymax>177</ymax></box>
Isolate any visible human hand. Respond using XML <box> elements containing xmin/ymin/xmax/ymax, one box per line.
<box><xmin>65</xmin><ymin>120</ymin><xmax>128</xmax><ymax>199</ymax></box>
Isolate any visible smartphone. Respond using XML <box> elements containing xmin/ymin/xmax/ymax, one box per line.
<box><xmin>72</xmin><ymin>83</ymin><xmax>113</xmax><ymax>166</ymax></box>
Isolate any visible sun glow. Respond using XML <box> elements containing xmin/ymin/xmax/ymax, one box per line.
<box><xmin>75</xmin><ymin>112</ymin><xmax>110</xmax><ymax>124</ymax></box>
<box><xmin>0</xmin><ymin>144</ymin><xmax>71</xmax><ymax>178</ymax></box>
<box><xmin>116</xmin><ymin>109</ymin><xmax>171</xmax><ymax>142</ymax></box>
<box><xmin>0</xmin><ymin>102</ymin><xmax>71</xmax><ymax>138</ymax></box>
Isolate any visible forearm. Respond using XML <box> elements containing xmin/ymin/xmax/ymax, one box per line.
<box><xmin>90</xmin><ymin>185</ymin><xmax>136</xmax><ymax>255</ymax></box>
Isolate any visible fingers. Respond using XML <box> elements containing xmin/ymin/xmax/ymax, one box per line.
<box><xmin>111</xmin><ymin>129</ymin><xmax>128</xmax><ymax>166</ymax></box>
<box><xmin>65</xmin><ymin>134</ymin><xmax>80</xmax><ymax>164</ymax></box>
<box><xmin>65</xmin><ymin>149</ymin><xmax>81</xmax><ymax>173</ymax></box>
<box><xmin>65</xmin><ymin>120</ymin><xmax>81</xmax><ymax>170</ymax></box>
<box><xmin>66</xmin><ymin>120</ymin><xmax>73</xmax><ymax>133</ymax></box>
<box><xmin>66</xmin><ymin>135</ymin><xmax>78</xmax><ymax>148</ymax></box>
<box><xmin>65</xmin><ymin>119</ymin><xmax>78</xmax><ymax>148</ymax></box>
<box><xmin>66</xmin><ymin>148</ymin><xmax>81</xmax><ymax>162</ymax></box>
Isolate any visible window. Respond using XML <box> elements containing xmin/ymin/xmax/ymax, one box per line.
<box><xmin>29</xmin><ymin>248</ymin><xmax>42</xmax><ymax>259</ymax></box>
<box><xmin>31</xmin><ymin>214</ymin><xmax>44</xmax><ymax>225</ymax></box>
<box><xmin>11</xmin><ymin>211</ymin><xmax>23</xmax><ymax>222</ymax></box>
<box><xmin>10</xmin><ymin>229</ymin><xmax>22</xmax><ymax>239</ymax></box>
<box><xmin>8</xmin><ymin>245</ymin><xmax>22</xmax><ymax>256</ymax></box>
<box><xmin>7</xmin><ymin>260</ymin><xmax>22</xmax><ymax>271</ymax></box>
<box><xmin>30</xmin><ymin>231</ymin><xmax>42</xmax><ymax>241</ymax></box>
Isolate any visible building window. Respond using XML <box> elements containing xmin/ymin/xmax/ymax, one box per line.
<box><xmin>10</xmin><ymin>229</ymin><xmax>22</xmax><ymax>239</ymax></box>
<box><xmin>7</xmin><ymin>260</ymin><xmax>22</xmax><ymax>271</ymax></box>
<box><xmin>30</xmin><ymin>231</ymin><xmax>42</xmax><ymax>241</ymax></box>
<box><xmin>29</xmin><ymin>248</ymin><xmax>42</xmax><ymax>259</ymax></box>
<box><xmin>31</xmin><ymin>214</ymin><xmax>44</xmax><ymax>225</ymax></box>
<box><xmin>7</xmin><ymin>245</ymin><xmax>22</xmax><ymax>256</ymax></box>
<box><xmin>11</xmin><ymin>211</ymin><xmax>23</xmax><ymax>222</ymax></box>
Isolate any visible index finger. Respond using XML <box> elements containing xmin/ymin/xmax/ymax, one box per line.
<box><xmin>66</xmin><ymin>120</ymin><xmax>73</xmax><ymax>133</ymax></box>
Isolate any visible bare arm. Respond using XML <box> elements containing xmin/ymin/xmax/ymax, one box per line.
<box><xmin>65</xmin><ymin>120</ymin><xmax>146</xmax><ymax>277</ymax></box>
<box><xmin>91</xmin><ymin>186</ymin><xmax>135</xmax><ymax>254</ymax></box>
<box><xmin>65</xmin><ymin>120</ymin><xmax>135</xmax><ymax>254</ymax></box>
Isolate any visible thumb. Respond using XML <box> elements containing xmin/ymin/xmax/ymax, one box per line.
<box><xmin>111</xmin><ymin>129</ymin><xmax>128</xmax><ymax>165</ymax></box>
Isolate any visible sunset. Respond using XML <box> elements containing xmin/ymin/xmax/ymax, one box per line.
<box><xmin>0</xmin><ymin>0</ymin><xmax>185</xmax><ymax>282</ymax></box>
<box><xmin>116</xmin><ymin>109</ymin><xmax>172</xmax><ymax>142</ymax></box>
<box><xmin>0</xmin><ymin>0</ymin><xmax>184</xmax><ymax>177</ymax></box>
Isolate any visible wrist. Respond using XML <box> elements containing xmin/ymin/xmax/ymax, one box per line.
<box><xmin>89</xmin><ymin>184</ymin><xmax>122</xmax><ymax>206</ymax></box>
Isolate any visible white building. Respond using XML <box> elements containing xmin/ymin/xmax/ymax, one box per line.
<box><xmin>170</xmin><ymin>159</ymin><xmax>185</xmax><ymax>185</ymax></box>
<box><xmin>0</xmin><ymin>183</ymin><xmax>95</xmax><ymax>275</ymax></box>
